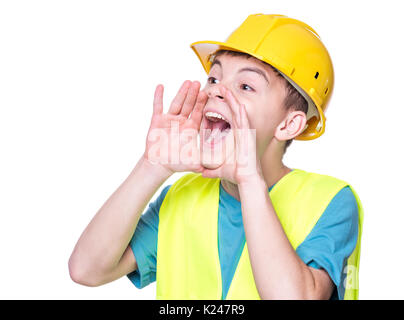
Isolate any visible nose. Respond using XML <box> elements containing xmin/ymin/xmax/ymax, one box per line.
<box><xmin>205</xmin><ymin>82</ymin><xmax>225</xmax><ymax>100</ymax></box>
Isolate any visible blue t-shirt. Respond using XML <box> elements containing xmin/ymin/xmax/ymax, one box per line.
<box><xmin>127</xmin><ymin>174</ymin><xmax>359</xmax><ymax>300</ymax></box>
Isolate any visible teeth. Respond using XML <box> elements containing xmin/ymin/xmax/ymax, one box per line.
<box><xmin>205</xmin><ymin>111</ymin><xmax>226</xmax><ymax>122</ymax></box>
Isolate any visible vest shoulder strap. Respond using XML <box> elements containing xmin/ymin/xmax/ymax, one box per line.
<box><xmin>269</xmin><ymin>169</ymin><xmax>349</xmax><ymax>248</ymax></box>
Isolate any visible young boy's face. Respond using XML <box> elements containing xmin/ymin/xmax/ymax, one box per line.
<box><xmin>200</xmin><ymin>53</ymin><xmax>289</xmax><ymax>169</ymax></box>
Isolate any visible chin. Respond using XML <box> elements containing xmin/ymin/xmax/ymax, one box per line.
<box><xmin>200</xmin><ymin>146</ymin><xmax>226</xmax><ymax>169</ymax></box>
<box><xmin>201</xmin><ymin>159</ymin><xmax>223</xmax><ymax>170</ymax></box>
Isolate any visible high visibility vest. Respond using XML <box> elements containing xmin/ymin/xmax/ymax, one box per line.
<box><xmin>156</xmin><ymin>169</ymin><xmax>363</xmax><ymax>300</ymax></box>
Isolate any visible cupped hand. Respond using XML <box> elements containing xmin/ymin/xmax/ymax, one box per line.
<box><xmin>143</xmin><ymin>80</ymin><xmax>208</xmax><ymax>174</ymax></box>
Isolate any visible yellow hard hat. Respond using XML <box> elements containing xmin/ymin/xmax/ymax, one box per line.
<box><xmin>190</xmin><ymin>14</ymin><xmax>334</xmax><ymax>140</ymax></box>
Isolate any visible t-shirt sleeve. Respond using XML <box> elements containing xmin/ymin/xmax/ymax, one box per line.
<box><xmin>126</xmin><ymin>185</ymin><xmax>171</xmax><ymax>289</ymax></box>
<box><xmin>295</xmin><ymin>186</ymin><xmax>359</xmax><ymax>300</ymax></box>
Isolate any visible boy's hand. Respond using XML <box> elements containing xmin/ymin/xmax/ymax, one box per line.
<box><xmin>201</xmin><ymin>86</ymin><xmax>263</xmax><ymax>185</ymax></box>
<box><xmin>143</xmin><ymin>81</ymin><xmax>208</xmax><ymax>175</ymax></box>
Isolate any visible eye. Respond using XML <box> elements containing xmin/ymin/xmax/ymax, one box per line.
<box><xmin>207</xmin><ymin>76</ymin><xmax>219</xmax><ymax>84</ymax></box>
<box><xmin>241</xmin><ymin>83</ymin><xmax>254</xmax><ymax>91</ymax></box>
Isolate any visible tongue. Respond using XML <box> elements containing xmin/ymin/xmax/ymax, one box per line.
<box><xmin>212</xmin><ymin>119</ymin><xmax>229</xmax><ymax>131</ymax></box>
<box><xmin>205</xmin><ymin>128</ymin><xmax>224</xmax><ymax>144</ymax></box>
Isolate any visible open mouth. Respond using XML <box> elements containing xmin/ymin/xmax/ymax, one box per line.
<box><xmin>203</xmin><ymin>111</ymin><xmax>231</xmax><ymax>145</ymax></box>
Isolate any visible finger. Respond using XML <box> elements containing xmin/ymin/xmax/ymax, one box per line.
<box><xmin>239</xmin><ymin>104</ymin><xmax>250</xmax><ymax>129</ymax></box>
<box><xmin>201</xmin><ymin>167</ymin><xmax>222</xmax><ymax>179</ymax></box>
<box><xmin>236</xmin><ymin>105</ymin><xmax>249</xmax><ymax>145</ymax></box>
<box><xmin>168</xmin><ymin>80</ymin><xmax>192</xmax><ymax>114</ymax></box>
<box><xmin>180</xmin><ymin>81</ymin><xmax>201</xmax><ymax>118</ymax></box>
<box><xmin>153</xmin><ymin>84</ymin><xmax>164</xmax><ymax>115</ymax></box>
<box><xmin>190</xmin><ymin>91</ymin><xmax>208</xmax><ymax>125</ymax></box>
<box><xmin>238</xmin><ymin>104</ymin><xmax>256</xmax><ymax>156</ymax></box>
<box><xmin>192</xmin><ymin>164</ymin><xmax>204</xmax><ymax>173</ymax></box>
<box><xmin>219</xmin><ymin>86</ymin><xmax>241</xmax><ymax>127</ymax></box>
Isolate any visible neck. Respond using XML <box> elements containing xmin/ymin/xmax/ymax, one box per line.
<box><xmin>221</xmin><ymin>139</ymin><xmax>291</xmax><ymax>201</ymax></box>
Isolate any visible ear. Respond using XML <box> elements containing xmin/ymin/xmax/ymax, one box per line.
<box><xmin>274</xmin><ymin>111</ymin><xmax>307</xmax><ymax>141</ymax></box>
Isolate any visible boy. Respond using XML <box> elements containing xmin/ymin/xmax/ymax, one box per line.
<box><xmin>69</xmin><ymin>14</ymin><xmax>363</xmax><ymax>300</ymax></box>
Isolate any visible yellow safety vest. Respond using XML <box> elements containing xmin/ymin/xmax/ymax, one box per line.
<box><xmin>156</xmin><ymin>169</ymin><xmax>363</xmax><ymax>300</ymax></box>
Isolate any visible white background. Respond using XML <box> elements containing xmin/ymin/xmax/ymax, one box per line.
<box><xmin>0</xmin><ymin>0</ymin><xmax>403</xmax><ymax>299</ymax></box>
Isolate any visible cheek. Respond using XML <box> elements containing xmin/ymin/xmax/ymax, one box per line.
<box><xmin>246</xmin><ymin>100</ymin><xmax>283</xmax><ymax>148</ymax></box>
<box><xmin>247</xmin><ymin>102</ymin><xmax>277</xmax><ymax>131</ymax></box>
<box><xmin>243</xmin><ymin>112</ymin><xmax>271</xmax><ymax>154</ymax></box>
<box><xmin>255</xmin><ymin>120</ymin><xmax>275</xmax><ymax>145</ymax></box>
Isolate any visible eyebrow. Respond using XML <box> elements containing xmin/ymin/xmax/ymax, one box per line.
<box><xmin>238</xmin><ymin>67</ymin><xmax>269</xmax><ymax>84</ymax></box>
<box><xmin>210</xmin><ymin>59</ymin><xmax>221</xmax><ymax>69</ymax></box>
<box><xmin>210</xmin><ymin>60</ymin><xmax>269</xmax><ymax>84</ymax></box>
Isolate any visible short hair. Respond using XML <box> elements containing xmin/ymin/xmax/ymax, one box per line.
<box><xmin>211</xmin><ymin>50</ymin><xmax>308</xmax><ymax>153</ymax></box>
